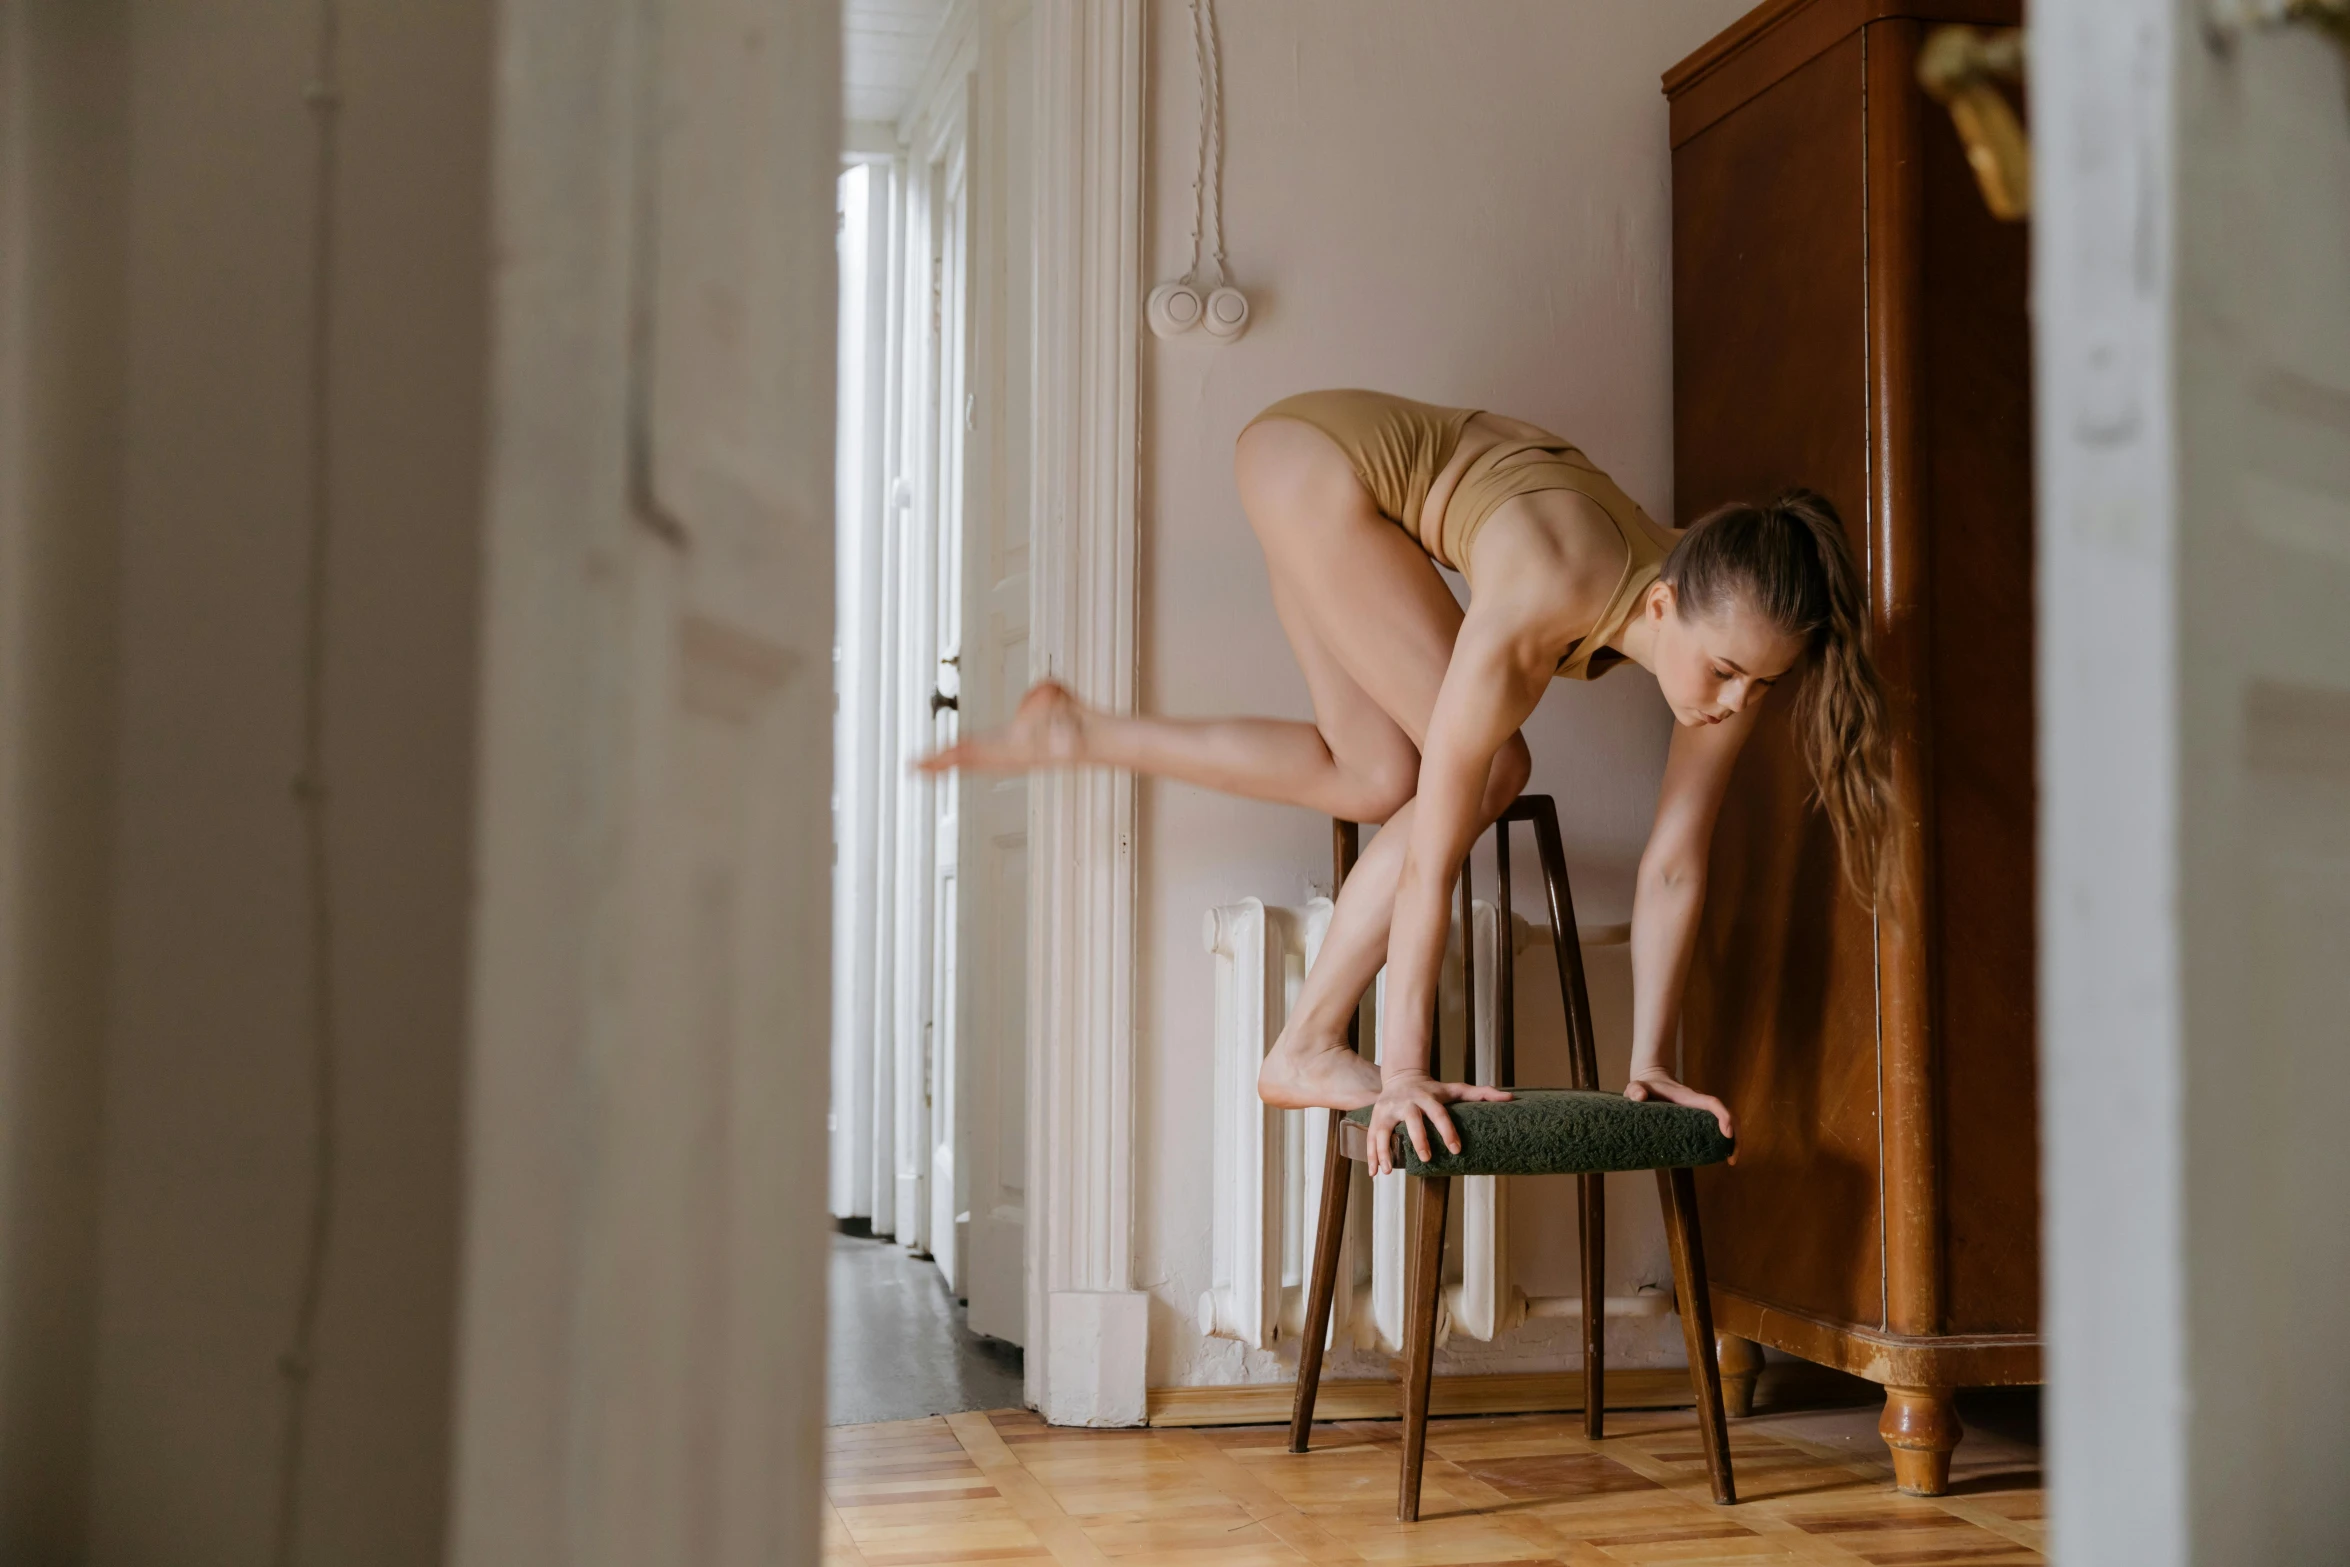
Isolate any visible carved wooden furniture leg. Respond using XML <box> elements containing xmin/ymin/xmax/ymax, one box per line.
<box><xmin>1880</xmin><ymin>1385</ymin><xmax>1963</xmax><ymax>1495</ymax></box>
<box><xmin>1657</xmin><ymin>1167</ymin><xmax>1736</xmax><ymax>1504</ymax></box>
<box><xmin>1716</xmin><ymin>1333</ymin><xmax>1765</xmax><ymax>1418</ymax></box>
<box><xmin>1288</xmin><ymin>819</ymin><xmax>1363</xmax><ymax>1453</ymax></box>
<box><xmin>1397</xmin><ymin>1173</ymin><xmax>1450</xmax><ymax>1523</ymax></box>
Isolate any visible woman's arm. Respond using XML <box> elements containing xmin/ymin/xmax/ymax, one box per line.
<box><xmin>1621</xmin><ymin>705</ymin><xmax>1756</xmax><ymax>1139</ymax></box>
<box><xmin>1364</xmin><ymin>605</ymin><xmax>1553</xmax><ymax>1175</ymax></box>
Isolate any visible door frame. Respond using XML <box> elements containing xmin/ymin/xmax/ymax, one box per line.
<box><xmin>1024</xmin><ymin>0</ymin><xmax>1146</xmax><ymax>1426</ymax></box>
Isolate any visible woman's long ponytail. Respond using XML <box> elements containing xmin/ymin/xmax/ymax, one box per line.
<box><xmin>1662</xmin><ymin>490</ymin><xmax>1893</xmax><ymax>897</ymax></box>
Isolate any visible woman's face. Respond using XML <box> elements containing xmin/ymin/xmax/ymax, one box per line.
<box><xmin>1646</xmin><ymin>585</ymin><xmax>1807</xmax><ymax>728</ymax></box>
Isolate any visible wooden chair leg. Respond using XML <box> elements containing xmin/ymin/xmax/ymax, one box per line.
<box><xmin>1657</xmin><ymin>1166</ymin><xmax>1736</xmax><ymax>1505</ymax></box>
<box><xmin>1288</xmin><ymin>1112</ymin><xmax>1352</xmax><ymax>1452</ymax></box>
<box><xmin>1579</xmin><ymin>1170</ymin><xmax>1606</xmax><ymax>1440</ymax></box>
<box><xmin>1293</xmin><ymin>815</ymin><xmax>1366</xmax><ymax>1453</ymax></box>
<box><xmin>1397</xmin><ymin>1173</ymin><xmax>1450</xmax><ymax>1523</ymax></box>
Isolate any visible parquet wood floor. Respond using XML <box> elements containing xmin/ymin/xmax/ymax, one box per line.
<box><xmin>823</xmin><ymin>1400</ymin><xmax>2044</xmax><ymax>1566</ymax></box>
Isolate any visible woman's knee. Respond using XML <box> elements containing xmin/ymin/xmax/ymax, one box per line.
<box><xmin>1340</xmin><ymin>737</ymin><xmax>1519</xmax><ymax>825</ymax></box>
<box><xmin>1485</xmin><ymin>735</ymin><xmax>1533</xmax><ymax>815</ymax></box>
<box><xmin>1345</xmin><ymin>754</ymin><xmax>1421</xmax><ymax>825</ymax></box>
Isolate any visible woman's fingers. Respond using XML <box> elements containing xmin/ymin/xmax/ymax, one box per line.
<box><xmin>1663</xmin><ymin>1082</ymin><xmax>1733</xmax><ymax>1139</ymax></box>
<box><xmin>1628</xmin><ymin>1075</ymin><xmax>1737</xmax><ymax>1143</ymax></box>
<box><xmin>1423</xmin><ymin>1098</ymin><xmax>1459</xmax><ymax>1156</ymax></box>
<box><xmin>1369</xmin><ymin>1079</ymin><xmax>1510</xmax><ymax>1172</ymax></box>
<box><xmin>1404</xmin><ymin>1102</ymin><xmax>1433</xmax><ymax>1162</ymax></box>
<box><xmin>1371</xmin><ymin>1103</ymin><xmax>1404</xmax><ymax>1176</ymax></box>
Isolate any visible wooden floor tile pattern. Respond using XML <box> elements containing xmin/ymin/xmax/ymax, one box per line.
<box><xmin>824</xmin><ymin>1406</ymin><xmax>2043</xmax><ymax>1567</ymax></box>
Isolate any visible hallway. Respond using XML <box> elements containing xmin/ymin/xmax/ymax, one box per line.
<box><xmin>820</xmin><ymin>1392</ymin><xmax>2044</xmax><ymax>1564</ymax></box>
<box><xmin>830</xmin><ymin>1228</ymin><xmax>1024</xmax><ymax>1427</ymax></box>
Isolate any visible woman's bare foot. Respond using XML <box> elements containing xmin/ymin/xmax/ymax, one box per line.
<box><xmin>916</xmin><ymin>679</ymin><xmax>1087</xmax><ymax>774</ymax></box>
<box><xmin>1257</xmin><ymin>1034</ymin><xmax>1381</xmax><ymax>1110</ymax></box>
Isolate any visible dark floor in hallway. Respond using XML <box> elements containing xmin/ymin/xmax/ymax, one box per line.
<box><xmin>827</xmin><ymin>1225</ymin><xmax>1024</xmax><ymax>1426</ymax></box>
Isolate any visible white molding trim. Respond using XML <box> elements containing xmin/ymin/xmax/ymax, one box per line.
<box><xmin>896</xmin><ymin>0</ymin><xmax>979</xmax><ymax>151</ymax></box>
<box><xmin>1026</xmin><ymin>0</ymin><xmax>1146</xmax><ymax>1427</ymax></box>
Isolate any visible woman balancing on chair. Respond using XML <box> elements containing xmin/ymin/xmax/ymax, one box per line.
<box><xmin>922</xmin><ymin>389</ymin><xmax>1892</xmax><ymax>1172</ymax></box>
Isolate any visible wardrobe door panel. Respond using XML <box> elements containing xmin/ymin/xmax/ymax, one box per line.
<box><xmin>1673</xmin><ymin>33</ymin><xmax>1883</xmax><ymax>1331</ymax></box>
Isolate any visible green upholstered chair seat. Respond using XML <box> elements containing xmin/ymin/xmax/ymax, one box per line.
<box><xmin>1342</xmin><ymin>1088</ymin><xmax>1733</xmax><ymax>1177</ymax></box>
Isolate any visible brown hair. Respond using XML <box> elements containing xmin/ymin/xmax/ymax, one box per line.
<box><xmin>1661</xmin><ymin>489</ymin><xmax>1893</xmax><ymax>896</ymax></box>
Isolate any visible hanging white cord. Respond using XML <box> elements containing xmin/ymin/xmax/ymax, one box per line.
<box><xmin>1186</xmin><ymin>0</ymin><xmax>1228</xmax><ymax>290</ymax></box>
<box><xmin>276</xmin><ymin>2</ymin><xmax>344</xmax><ymax>1561</ymax></box>
<box><xmin>1203</xmin><ymin>0</ymin><xmax>1228</xmax><ymax>288</ymax></box>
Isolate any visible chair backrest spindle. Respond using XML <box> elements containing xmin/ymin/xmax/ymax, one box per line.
<box><xmin>1456</xmin><ymin>856</ymin><xmax>1474</xmax><ymax>1089</ymax></box>
<box><xmin>1493</xmin><ymin>819</ymin><xmax>1516</xmax><ymax>1089</ymax></box>
<box><xmin>1521</xmin><ymin>799</ymin><xmax>1602</xmax><ymax>1092</ymax></box>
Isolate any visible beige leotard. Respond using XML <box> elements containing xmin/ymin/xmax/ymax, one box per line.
<box><xmin>1245</xmin><ymin>389</ymin><xmax>1667</xmax><ymax>680</ymax></box>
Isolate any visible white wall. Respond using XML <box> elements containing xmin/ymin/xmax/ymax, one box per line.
<box><xmin>2039</xmin><ymin>3</ymin><xmax>2350</xmax><ymax>1563</ymax></box>
<box><xmin>1136</xmin><ymin>0</ymin><xmax>1752</xmax><ymax>1391</ymax></box>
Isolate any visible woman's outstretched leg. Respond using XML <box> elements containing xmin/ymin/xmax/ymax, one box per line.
<box><xmin>916</xmin><ymin>676</ymin><xmax>1416</xmax><ymax>823</ymax></box>
<box><xmin>925</xmin><ymin>419</ymin><xmax>1465</xmax><ymax>824</ymax></box>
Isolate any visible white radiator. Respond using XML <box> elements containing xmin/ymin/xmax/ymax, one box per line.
<box><xmin>1200</xmin><ymin>896</ymin><xmax>1664</xmax><ymax>1357</ymax></box>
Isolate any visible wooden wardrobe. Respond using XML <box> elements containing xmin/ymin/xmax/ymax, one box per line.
<box><xmin>1663</xmin><ymin>0</ymin><xmax>2037</xmax><ymax>1495</ymax></box>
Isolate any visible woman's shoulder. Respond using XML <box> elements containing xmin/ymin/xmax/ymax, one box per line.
<box><xmin>1464</xmin><ymin>496</ymin><xmax>1623</xmax><ymax>633</ymax></box>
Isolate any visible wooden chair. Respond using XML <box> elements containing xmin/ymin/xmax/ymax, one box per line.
<box><xmin>1286</xmin><ymin>795</ymin><xmax>1739</xmax><ymax>1521</ymax></box>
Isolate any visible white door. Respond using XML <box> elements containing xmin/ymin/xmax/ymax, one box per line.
<box><xmin>926</xmin><ymin>129</ymin><xmax>972</xmax><ymax>1287</ymax></box>
<box><xmin>956</xmin><ymin>4</ymin><xmax>1035</xmax><ymax>1347</ymax></box>
<box><xmin>885</xmin><ymin>90</ymin><xmax>973</xmax><ymax>1262</ymax></box>
<box><xmin>888</xmin><ymin>133</ymin><xmax>943</xmax><ymax>1253</ymax></box>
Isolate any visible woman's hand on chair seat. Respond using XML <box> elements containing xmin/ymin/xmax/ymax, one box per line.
<box><xmin>1367</xmin><ymin>1071</ymin><xmax>1512</xmax><ymax>1178</ymax></box>
<box><xmin>1624</xmin><ymin>1070</ymin><xmax>1735</xmax><ymax>1145</ymax></box>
